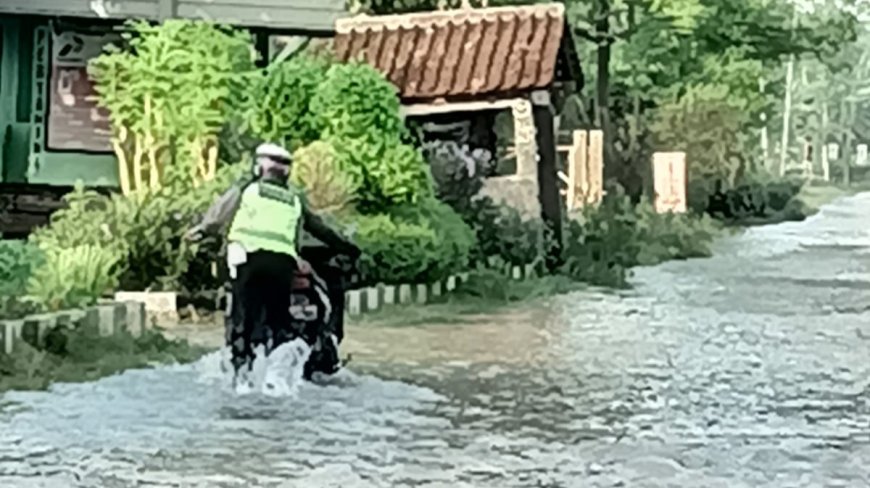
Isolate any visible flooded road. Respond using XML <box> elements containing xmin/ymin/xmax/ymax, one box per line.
<box><xmin>3</xmin><ymin>193</ymin><xmax>870</xmax><ymax>487</ymax></box>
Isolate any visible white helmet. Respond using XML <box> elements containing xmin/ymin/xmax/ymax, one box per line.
<box><xmin>255</xmin><ymin>143</ymin><xmax>292</xmax><ymax>163</ymax></box>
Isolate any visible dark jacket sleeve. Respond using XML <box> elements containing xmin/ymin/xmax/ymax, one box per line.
<box><xmin>301</xmin><ymin>206</ymin><xmax>360</xmax><ymax>256</ymax></box>
<box><xmin>195</xmin><ymin>184</ymin><xmax>243</xmax><ymax>237</ymax></box>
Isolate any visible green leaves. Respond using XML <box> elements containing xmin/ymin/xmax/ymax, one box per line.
<box><xmin>296</xmin><ymin>62</ymin><xmax>433</xmax><ymax>213</ymax></box>
<box><xmin>561</xmin><ymin>193</ymin><xmax>718</xmax><ymax>287</ymax></box>
<box><xmin>0</xmin><ymin>241</ymin><xmax>44</xmax><ymax>298</ymax></box>
<box><xmin>462</xmin><ymin>197</ymin><xmax>547</xmax><ymax>268</ymax></box>
<box><xmin>352</xmin><ymin>198</ymin><xmax>475</xmax><ymax>285</ymax></box>
<box><xmin>26</xmin><ymin>245</ymin><xmax>122</xmax><ymax>312</ymax></box>
<box><xmin>243</xmin><ymin>55</ymin><xmax>331</xmax><ymax>150</ymax></box>
<box><xmin>29</xmin><ymin>163</ymin><xmax>247</xmax><ymax>296</ymax></box>
<box><xmin>291</xmin><ymin>140</ymin><xmax>358</xmax><ymax>215</ymax></box>
<box><xmin>310</xmin><ymin>62</ymin><xmax>406</xmax><ymax>142</ymax></box>
<box><xmin>89</xmin><ymin>20</ymin><xmax>257</xmax><ymax>191</ymax></box>
<box><xmin>651</xmin><ymin>82</ymin><xmax>748</xmax><ymax>192</ymax></box>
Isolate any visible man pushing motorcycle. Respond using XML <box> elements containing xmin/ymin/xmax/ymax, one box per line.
<box><xmin>185</xmin><ymin>143</ymin><xmax>360</xmax><ymax>391</ymax></box>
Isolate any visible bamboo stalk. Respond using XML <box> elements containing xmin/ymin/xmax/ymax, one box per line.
<box><xmin>192</xmin><ymin>138</ymin><xmax>206</xmax><ymax>185</ymax></box>
<box><xmin>132</xmin><ymin>135</ymin><xmax>144</xmax><ymax>194</ymax></box>
<box><xmin>113</xmin><ymin>125</ymin><xmax>132</xmax><ymax>196</ymax></box>
<box><xmin>147</xmin><ymin>144</ymin><xmax>161</xmax><ymax>192</ymax></box>
<box><xmin>206</xmin><ymin>138</ymin><xmax>218</xmax><ymax>181</ymax></box>
<box><xmin>149</xmin><ymin>102</ymin><xmax>164</xmax><ymax>192</ymax></box>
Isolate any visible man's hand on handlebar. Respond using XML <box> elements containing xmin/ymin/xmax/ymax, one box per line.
<box><xmin>329</xmin><ymin>253</ymin><xmax>358</xmax><ymax>273</ymax></box>
<box><xmin>297</xmin><ymin>258</ymin><xmax>313</xmax><ymax>275</ymax></box>
<box><xmin>184</xmin><ymin>227</ymin><xmax>204</xmax><ymax>242</ymax></box>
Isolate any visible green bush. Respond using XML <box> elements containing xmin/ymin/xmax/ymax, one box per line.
<box><xmin>0</xmin><ymin>240</ymin><xmax>43</xmax><ymax>297</ymax></box>
<box><xmin>291</xmin><ymin>140</ymin><xmax>357</xmax><ymax>215</ymax></box>
<box><xmin>308</xmin><ymin>62</ymin><xmax>432</xmax><ymax>212</ymax></box>
<box><xmin>423</xmin><ymin>140</ymin><xmax>493</xmax><ymax>213</ymax></box>
<box><xmin>419</xmin><ymin>142</ymin><xmax>544</xmax><ymax>269</ymax></box>
<box><xmin>29</xmin><ymin>186</ymin><xmax>131</xmax><ymax>261</ymax></box>
<box><xmin>352</xmin><ymin>199</ymin><xmax>475</xmax><ymax>285</ymax></box>
<box><xmin>458</xmin><ymin>268</ymin><xmax>583</xmax><ymax>303</ymax></box>
<box><xmin>331</xmin><ymin>136</ymin><xmax>434</xmax><ymax>212</ymax></box>
<box><xmin>30</xmin><ymin>163</ymin><xmax>246</xmax><ymax>295</ymax></box>
<box><xmin>244</xmin><ymin>54</ymin><xmax>331</xmax><ymax>150</ymax></box>
<box><xmin>462</xmin><ymin>197</ymin><xmax>546</xmax><ymax>268</ymax></box>
<box><xmin>310</xmin><ymin>62</ymin><xmax>406</xmax><ymax>142</ymax></box>
<box><xmin>703</xmin><ymin>174</ymin><xmax>807</xmax><ymax>224</ymax></box>
<box><xmin>26</xmin><ymin>245</ymin><xmax>122</xmax><ymax>311</ymax></box>
<box><xmin>561</xmin><ymin>192</ymin><xmax>719</xmax><ymax>287</ymax></box>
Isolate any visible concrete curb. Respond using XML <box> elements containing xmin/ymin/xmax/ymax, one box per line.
<box><xmin>344</xmin><ymin>264</ymin><xmax>536</xmax><ymax>317</ymax></box>
<box><xmin>0</xmin><ymin>301</ymin><xmax>148</xmax><ymax>357</ymax></box>
<box><xmin>114</xmin><ymin>291</ymin><xmax>178</xmax><ymax>326</ymax></box>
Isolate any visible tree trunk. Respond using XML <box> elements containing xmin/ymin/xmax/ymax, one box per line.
<box><xmin>821</xmin><ymin>101</ymin><xmax>830</xmax><ymax>182</ymax></box>
<box><xmin>759</xmin><ymin>76</ymin><xmax>769</xmax><ymax>170</ymax></box>
<box><xmin>532</xmin><ymin>93</ymin><xmax>564</xmax><ymax>271</ymax></box>
<box><xmin>594</xmin><ymin>0</ymin><xmax>617</xmax><ymax>192</ymax></box>
<box><xmin>844</xmin><ymin>100</ymin><xmax>856</xmax><ymax>185</ymax></box>
<box><xmin>780</xmin><ymin>56</ymin><xmax>794</xmax><ymax>176</ymax></box>
<box><xmin>779</xmin><ymin>7</ymin><xmax>798</xmax><ymax>176</ymax></box>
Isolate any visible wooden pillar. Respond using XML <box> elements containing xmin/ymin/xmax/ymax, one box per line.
<box><xmin>531</xmin><ymin>90</ymin><xmax>563</xmax><ymax>270</ymax></box>
<box><xmin>254</xmin><ymin>30</ymin><xmax>270</xmax><ymax>68</ymax></box>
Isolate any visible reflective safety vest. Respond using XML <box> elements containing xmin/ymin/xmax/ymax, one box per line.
<box><xmin>227</xmin><ymin>182</ymin><xmax>302</xmax><ymax>257</ymax></box>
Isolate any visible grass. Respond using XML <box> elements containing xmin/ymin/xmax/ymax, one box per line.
<box><xmin>0</xmin><ymin>327</ymin><xmax>207</xmax><ymax>394</ymax></box>
<box><xmin>353</xmin><ymin>272</ymin><xmax>586</xmax><ymax>328</ymax></box>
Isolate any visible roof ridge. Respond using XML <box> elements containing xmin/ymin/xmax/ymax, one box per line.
<box><xmin>335</xmin><ymin>2</ymin><xmax>565</xmax><ymax>34</ymax></box>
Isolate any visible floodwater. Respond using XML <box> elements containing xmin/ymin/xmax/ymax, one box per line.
<box><xmin>3</xmin><ymin>194</ymin><xmax>870</xmax><ymax>487</ymax></box>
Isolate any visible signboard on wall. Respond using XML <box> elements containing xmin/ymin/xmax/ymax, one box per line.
<box><xmin>652</xmin><ymin>152</ymin><xmax>687</xmax><ymax>214</ymax></box>
<box><xmin>47</xmin><ymin>30</ymin><xmax>120</xmax><ymax>152</ymax></box>
<box><xmin>827</xmin><ymin>143</ymin><xmax>839</xmax><ymax>161</ymax></box>
<box><xmin>857</xmin><ymin>144</ymin><xmax>868</xmax><ymax>167</ymax></box>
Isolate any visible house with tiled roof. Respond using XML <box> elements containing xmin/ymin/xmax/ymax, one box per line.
<box><xmin>334</xmin><ymin>3</ymin><xmax>577</xmax><ymax>104</ymax></box>
<box><xmin>334</xmin><ymin>3</ymin><xmax>582</xmax><ymax>239</ymax></box>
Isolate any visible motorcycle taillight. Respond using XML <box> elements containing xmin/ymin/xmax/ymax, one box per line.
<box><xmin>292</xmin><ymin>276</ymin><xmax>310</xmax><ymax>289</ymax></box>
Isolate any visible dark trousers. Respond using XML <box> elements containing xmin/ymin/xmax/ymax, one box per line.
<box><xmin>227</xmin><ymin>250</ymin><xmax>297</xmax><ymax>373</ymax></box>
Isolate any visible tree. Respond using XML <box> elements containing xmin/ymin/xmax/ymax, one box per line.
<box><xmin>566</xmin><ymin>0</ymin><xmax>858</xmax><ymax>197</ymax></box>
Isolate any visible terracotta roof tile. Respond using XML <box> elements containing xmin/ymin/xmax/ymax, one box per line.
<box><xmin>335</xmin><ymin>3</ymin><xmax>567</xmax><ymax>101</ymax></box>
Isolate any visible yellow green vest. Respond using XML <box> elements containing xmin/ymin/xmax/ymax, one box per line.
<box><xmin>227</xmin><ymin>182</ymin><xmax>302</xmax><ymax>257</ymax></box>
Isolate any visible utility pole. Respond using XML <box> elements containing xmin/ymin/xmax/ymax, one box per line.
<box><xmin>760</xmin><ymin>76</ymin><xmax>769</xmax><ymax>171</ymax></box>
<box><xmin>821</xmin><ymin>101</ymin><xmax>830</xmax><ymax>182</ymax></box>
<box><xmin>779</xmin><ymin>6</ymin><xmax>799</xmax><ymax>176</ymax></box>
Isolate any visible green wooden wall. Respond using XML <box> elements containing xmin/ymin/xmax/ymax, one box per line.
<box><xmin>0</xmin><ymin>18</ymin><xmax>34</xmax><ymax>183</ymax></box>
<box><xmin>0</xmin><ymin>16</ymin><xmax>119</xmax><ymax>187</ymax></box>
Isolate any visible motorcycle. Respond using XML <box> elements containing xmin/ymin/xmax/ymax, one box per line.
<box><xmin>213</xmin><ymin>241</ymin><xmax>358</xmax><ymax>382</ymax></box>
<box><xmin>282</xmin><ymin>244</ymin><xmax>358</xmax><ymax>380</ymax></box>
